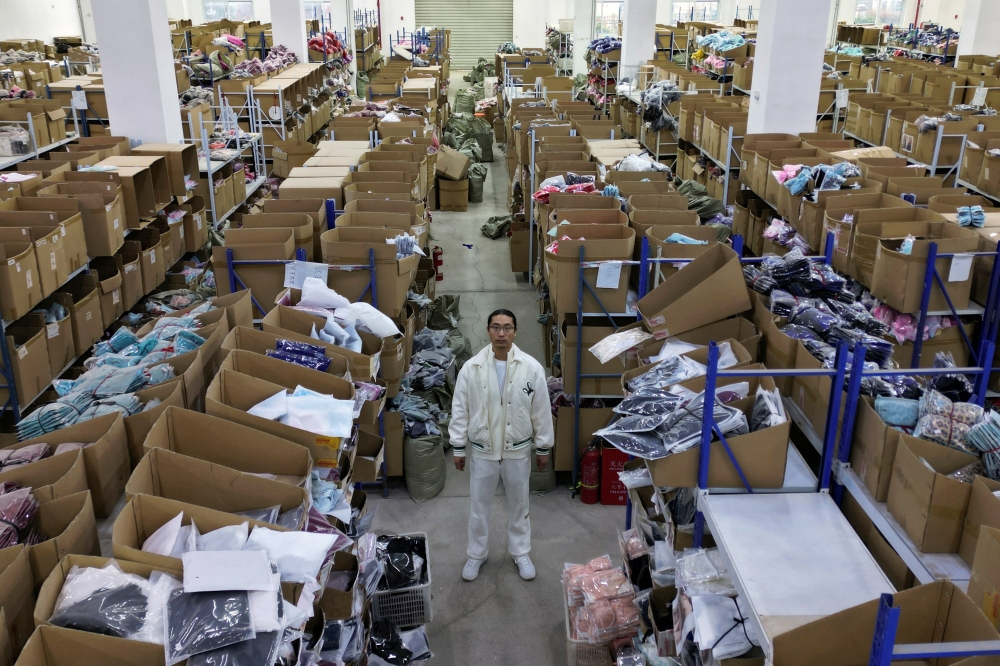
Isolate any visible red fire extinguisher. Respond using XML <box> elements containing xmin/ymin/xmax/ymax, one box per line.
<box><xmin>432</xmin><ymin>246</ymin><xmax>443</xmax><ymax>281</ymax></box>
<box><xmin>579</xmin><ymin>445</ymin><xmax>601</xmax><ymax>505</ymax></box>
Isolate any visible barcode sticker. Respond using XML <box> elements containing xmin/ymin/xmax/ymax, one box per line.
<box><xmin>112</xmin><ymin>289</ymin><xmax>120</xmax><ymax>304</ymax></box>
<box><xmin>46</xmin><ymin>323</ymin><xmax>59</xmax><ymax>339</ymax></box>
<box><xmin>17</xmin><ymin>346</ymin><xmax>26</xmax><ymax>359</ymax></box>
<box><xmin>113</xmin><ymin>218</ymin><xmax>119</xmax><ymax>229</ymax></box>
<box><xmin>150</xmin><ymin>250</ymin><xmax>156</xmax><ymax>264</ymax></box>
<box><xmin>86</xmin><ymin>311</ymin><xmax>92</xmax><ymax>321</ymax></box>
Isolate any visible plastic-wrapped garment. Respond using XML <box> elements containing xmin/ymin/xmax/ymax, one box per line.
<box><xmin>914</xmin><ymin>414</ymin><xmax>974</xmax><ymax>451</ymax></box>
<box><xmin>51</xmin><ymin>564</ymin><xmax>179</xmax><ymax>644</ymax></box>
<box><xmin>675</xmin><ymin>548</ymin><xmax>734</xmax><ymax>596</ymax></box>
<box><xmin>320</xmin><ymin>619</ymin><xmax>363</xmax><ymax>663</ymax></box>
<box><xmin>298</xmin><ymin>277</ymin><xmax>351</xmax><ymax>310</ymax></box>
<box><xmin>742</xmin><ymin>264</ymin><xmax>777</xmax><ymax>294</ymax></box>
<box><xmin>825</xmin><ymin>326</ymin><xmax>894</xmax><ymax>369</ymax></box>
<box><xmin>625</xmin><ymin>355</ymin><xmax>708</xmax><ymax>393</ymax></box>
<box><xmin>780</xmin><ymin>324</ymin><xmax>821</xmax><ymax>342</ymax></box>
<box><xmin>933</xmin><ymin>351</ymin><xmax>975</xmax><ymax>403</ymax></box>
<box><xmin>0</xmin><ymin>443</ymin><xmax>50</xmax><ymax>470</ymax></box>
<box><xmin>590</xmin><ymin>328</ymin><xmax>654</xmax><ymax>364</ymax></box>
<box><xmin>657</xmin><ymin>393</ymin><xmax>748</xmax><ymax>456</ymax></box>
<box><xmin>236</xmin><ymin>506</ymin><xmax>279</xmax><ymax>524</ymax></box>
<box><xmin>0</xmin><ymin>488</ymin><xmax>38</xmax><ymax>547</ymax></box>
<box><xmin>691</xmin><ymin>594</ymin><xmax>758</xmax><ymax>660</ymax></box>
<box><xmin>58</xmin><ymin>366</ymin><xmax>147</xmax><ymax>398</ymax></box>
<box><xmin>96</xmin><ymin>328</ymin><xmax>140</xmax><ymax>355</ymax></box>
<box><xmin>875</xmin><ymin>397</ymin><xmax>919</xmax><ymax>428</ymax></box>
<box><xmin>788</xmin><ymin>304</ymin><xmax>839</xmax><ymax>335</ymax></box>
<box><xmin>919</xmin><ymin>389</ymin><xmax>983</xmax><ymax>426</ymax></box>
<box><xmin>579</xmin><ymin>567</ymin><xmax>634</xmax><ymax>604</ymax></box>
<box><xmin>376</xmin><ymin>534</ymin><xmax>428</xmax><ymax>590</ymax></box>
<box><xmin>965</xmin><ymin>411</ymin><xmax>1000</xmax><ymax>480</ymax></box>
<box><xmin>404</xmin><ymin>436</ymin><xmax>446</xmax><ymax>500</ymax></box>
<box><xmin>244</xmin><ymin>526</ymin><xmax>338</xmax><ymax>583</ymax></box>
<box><xmin>77</xmin><ymin>394</ymin><xmax>144</xmax><ymax>423</ymax></box>
<box><xmin>164</xmin><ymin>589</ymin><xmax>254</xmax><ymax>665</ymax></box>
<box><xmin>750</xmin><ymin>385</ymin><xmax>786</xmax><ymax>432</ymax></box>
<box><xmin>197</xmin><ymin>523</ymin><xmax>249</xmax><ymax>552</ymax></box>
<box><xmin>247</xmin><ymin>388</ymin><xmax>355</xmax><ymax>439</ymax></box>
<box><xmin>266</xmin><ymin>349</ymin><xmax>331</xmax><ymax>372</ymax></box>
<box><xmin>614</xmin><ymin>388</ymin><xmax>685</xmax><ymax>416</ymax></box>
<box><xmin>368</xmin><ymin>620</ymin><xmax>413</xmax><ymax>666</ymax></box>
<box><xmin>188</xmin><ymin>631</ymin><xmax>281</xmax><ymax>666</ymax></box>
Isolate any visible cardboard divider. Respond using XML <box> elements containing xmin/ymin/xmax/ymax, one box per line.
<box><xmin>219</xmin><ymin>327</ymin><xmax>352</xmax><ymax>379</ymax></box>
<box><xmin>0</xmin><ymin>449</ymin><xmax>88</xmax><ymax>503</ymax></box>
<box><xmin>122</xmin><ymin>378</ymin><xmax>185</xmax><ymax>468</ymax></box>
<box><xmin>27</xmin><ymin>490</ymin><xmax>99</xmax><ymax>585</ymax></box>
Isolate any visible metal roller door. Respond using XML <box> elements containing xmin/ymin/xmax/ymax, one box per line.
<box><xmin>414</xmin><ymin>0</ymin><xmax>513</xmax><ymax>70</ymax></box>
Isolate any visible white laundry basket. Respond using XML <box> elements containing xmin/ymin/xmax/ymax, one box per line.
<box><xmin>564</xmin><ymin>594</ymin><xmax>613</xmax><ymax>666</ymax></box>
<box><xmin>371</xmin><ymin>532</ymin><xmax>433</xmax><ymax>627</ymax></box>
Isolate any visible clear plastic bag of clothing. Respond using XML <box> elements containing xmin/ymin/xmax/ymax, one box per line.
<box><xmin>198</xmin><ymin>523</ymin><xmax>249</xmax><ymax>551</ymax></box>
<box><xmin>874</xmin><ymin>396</ymin><xmax>919</xmax><ymax>428</ymax></box>
<box><xmin>164</xmin><ymin>589</ymin><xmax>255</xmax><ymax>665</ymax></box>
<box><xmin>244</xmin><ymin>527</ymin><xmax>338</xmax><ymax>583</ymax></box>
<box><xmin>188</xmin><ymin>631</ymin><xmax>281</xmax><ymax>666</ymax></box>
<box><xmin>626</xmin><ymin>355</ymin><xmax>707</xmax><ymax>393</ymax></box>
<box><xmin>589</xmin><ymin>329</ymin><xmax>654</xmax><ymax>364</ymax></box>
<box><xmin>614</xmin><ymin>388</ymin><xmax>685</xmax><ymax>416</ymax></box>
<box><xmin>320</xmin><ymin>619</ymin><xmax>362</xmax><ymax>663</ymax></box>
<box><xmin>235</xmin><ymin>507</ymin><xmax>280</xmax><ymax>525</ymax></box>
<box><xmin>750</xmin><ymin>385</ymin><xmax>786</xmax><ymax>432</ymax></box>
<box><xmin>376</xmin><ymin>535</ymin><xmax>428</xmax><ymax>590</ymax></box>
<box><xmin>368</xmin><ymin>620</ymin><xmax>413</xmax><ymax>665</ymax></box>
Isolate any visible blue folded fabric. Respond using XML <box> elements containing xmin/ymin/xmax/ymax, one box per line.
<box><xmin>875</xmin><ymin>396</ymin><xmax>919</xmax><ymax>427</ymax></box>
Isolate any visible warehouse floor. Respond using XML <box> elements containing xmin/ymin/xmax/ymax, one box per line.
<box><xmin>370</xmin><ymin>141</ymin><xmax>625</xmax><ymax>664</ymax></box>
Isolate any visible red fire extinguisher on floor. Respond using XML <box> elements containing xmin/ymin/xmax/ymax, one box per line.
<box><xmin>432</xmin><ymin>246</ymin><xmax>443</xmax><ymax>281</ymax></box>
<box><xmin>579</xmin><ymin>445</ymin><xmax>601</xmax><ymax>504</ymax></box>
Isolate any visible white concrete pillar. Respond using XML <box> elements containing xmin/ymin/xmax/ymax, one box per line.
<box><xmin>957</xmin><ymin>0</ymin><xmax>1000</xmax><ymax>57</ymax></box>
<box><xmin>270</xmin><ymin>0</ymin><xmax>308</xmax><ymax>61</ymax></box>
<box><xmin>573</xmin><ymin>0</ymin><xmax>594</xmax><ymax>75</ymax></box>
<box><xmin>514</xmin><ymin>0</ymin><xmax>547</xmax><ymax>48</ymax></box>
<box><xmin>655</xmin><ymin>0</ymin><xmax>673</xmax><ymax>25</ymax></box>
<box><xmin>379</xmin><ymin>0</ymin><xmax>415</xmax><ymax>53</ymax></box>
<box><xmin>91</xmin><ymin>0</ymin><xmax>183</xmax><ymax>144</ymax></box>
<box><xmin>747</xmin><ymin>0</ymin><xmax>833</xmax><ymax>135</ymax></box>
<box><xmin>621</xmin><ymin>0</ymin><xmax>656</xmax><ymax>72</ymax></box>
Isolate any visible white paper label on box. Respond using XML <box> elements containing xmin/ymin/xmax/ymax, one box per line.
<box><xmin>6</xmin><ymin>259</ymin><xmax>13</xmax><ymax>267</ymax></box>
<box><xmin>195</xmin><ymin>214</ymin><xmax>203</xmax><ymax>230</ymax></box>
<box><xmin>973</xmin><ymin>87</ymin><xmax>989</xmax><ymax>107</ymax></box>
<box><xmin>179</xmin><ymin>225</ymin><xmax>185</xmax><ymax>239</ymax></box>
<box><xmin>112</xmin><ymin>289</ymin><xmax>120</xmax><ymax>304</ymax></box>
<box><xmin>85</xmin><ymin>311</ymin><xmax>92</xmax><ymax>321</ymax></box>
<box><xmin>150</xmin><ymin>249</ymin><xmax>156</xmax><ymax>264</ymax></box>
<box><xmin>835</xmin><ymin>89</ymin><xmax>850</xmax><ymax>109</ymax></box>
<box><xmin>125</xmin><ymin>264</ymin><xmax>135</xmax><ymax>274</ymax></box>
<box><xmin>284</xmin><ymin>260</ymin><xmax>329</xmax><ymax>289</ymax></box>
<box><xmin>71</xmin><ymin>90</ymin><xmax>87</xmax><ymax>110</ymax></box>
<box><xmin>949</xmin><ymin>253</ymin><xmax>973</xmax><ymax>282</ymax></box>
<box><xmin>866</xmin><ymin>80</ymin><xmax>873</xmax><ymax>93</ymax></box>
<box><xmin>268</xmin><ymin>106</ymin><xmax>282</xmax><ymax>120</ymax></box>
<box><xmin>49</xmin><ymin>252</ymin><xmax>56</xmax><ymax>271</ymax></box>
<box><xmin>60</xmin><ymin>227</ymin><xmax>65</xmax><ymax>236</ymax></box>
<box><xmin>113</xmin><ymin>218</ymin><xmax>119</xmax><ymax>229</ymax></box>
<box><xmin>17</xmin><ymin>346</ymin><xmax>26</xmax><ymax>360</ymax></box>
<box><xmin>596</xmin><ymin>261</ymin><xmax>622</xmax><ymax>289</ymax></box>
<box><xmin>105</xmin><ymin>204</ymin><xmax>113</xmax><ymax>212</ymax></box>
<box><xmin>46</xmin><ymin>323</ymin><xmax>58</xmax><ymax>339</ymax></box>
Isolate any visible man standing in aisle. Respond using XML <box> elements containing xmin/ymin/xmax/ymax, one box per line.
<box><xmin>450</xmin><ymin>309</ymin><xmax>554</xmax><ymax>582</ymax></box>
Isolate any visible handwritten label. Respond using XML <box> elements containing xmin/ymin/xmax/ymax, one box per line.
<box><xmin>284</xmin><ymin>261</ymin><xmax>328</xmax><ymax>289</ymax></box>
<box><xmin>835</xmin><ymin>89</ymin><xmax>850</xmax><ymax>109</ymax></box>
<box><xmin>596</xmin><ymin>261</ymin><xmax>622</xmax><ymax>289</ymax></box>
<box><xmin>973</xmin><ymin>87</ymin><xmax>989</xmax><ymax>107</ymax></box>
<box><xmin>71</xmin><ymin>90</ymin><xmax>88</xmax><ymax>110</ymax></box>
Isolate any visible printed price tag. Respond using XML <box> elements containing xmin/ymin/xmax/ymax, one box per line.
<box><xmin>949</xmin><ymin>253</ymin><xmax>973</xmax><ymax>282</ymax></box>
<box><xmin>71</xmin><ymin>90</ymin><xmax>88</xmax><ymax>110</ymax></box>
<box><xmin>284</xmin><ymin>260</ymin><xmax>328</xmax><ymax>289</ymax></box>
<box><xmin>596</xmin><ymin>261</ymin><xmax>622</xmax><ymax>289</ymax></box>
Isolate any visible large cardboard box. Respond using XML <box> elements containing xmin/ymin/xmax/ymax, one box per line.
<box><xmin>262</xmin><ymin>198</ymin><xmax>327</xmax><ymax>258</ymax></box>
<box><xmin>206</xmin><ymin>369</ymin><xmax>354</xmax><ymax>470</ymax></box>
<box><xmin>0</xmin><ymin>450</ymin><xmax>88</xmax><ymax>504</ymax></box>
<box><xmin>961</xmin><ymin>476</ymin><xmax>1000</xmax><ymax>568</ymax></box>
<box><xmin>553</xmin><ymin>406</ymin><xmax>615</xmax><ymax>472</ymax></box>
<box><xmin>126</xmin><ymin>447</ymin><xmax>309</xmax><ymax>519</ymax></box>
<box><xmin>212</xmin><ymin>228</ymin><xmax>295</xmax><ymax>314</ymax></box>
<box><xmin>437</xmin><ymin>178</ymin><xmax>469</xmax><ymax>212</ymax></box>
<box><xmin>26</xmin><ymin>490</ymin><xmax>100</xmax><ymax>584</ymax></box>
<box><xmin>638</xmin><ymin>244</ymin><xmax>750</xmax><ymax>338</ymax></box>
<box><xmin>98</xmin><ymin>156</ymin><xmax>171</xmax><ymax>212</ymax></box>
<box><xmin>91</xmin><ymin>165</ymin><xmax>154</xmax><ymax>229</ymax></box>
<box><xmin>769</xmin><ymin>581</ymin><xmax>1000</xmax><ymax>665</ymax></box>
<box><xmin>122</xmin><ymin>379</ymin><xmax>185</xmax><ymax>468</ymax></box>
<box><xmin>0</xmin><ymin>241</ymin><xmax>41</xmax><ymax>322</ymax></box>
<box><xmin>240</xmin><ymin>212</ymin><xmax>314</xmax><ymax>261</ymax></box>
<box><xmin>59</xmin><ymin>272</ymin><xmax>103</xmax><ymax>355</ymax></box>
<box><xmin>544</xmin><ymin>224</ymin><xmax>635</xmax><ymax>316</ymax></box>
<box><xmin>33</xmin><ymin>294</ymin><xmax>73</xmax><ymax>378</ymax></box>
<box><xmin>0</xmin><ymin>314</ymin><xmax>50</xmax><ymax>407</ymax></box>
<box><xmin>116</xmin><ymin>242</ymin><xmax>143</xmax><ymax>310</ymax></box>
<box><xmin>0</xmin><ymin>546</ymin><xmax>33</xmax><ymax>657</ymax></box>
<box><xmin>14</xmin><ymin>625</ymin><xmax>166</xmax><ymax>666</ymax></box>
<box><xmin>36</xmin><ymin>181</ymin><xmax>124</xmax><ymax>257</ymax></box>
<box><xmin>7</xmin><ymin>413</ymin><xmax>129</xmax><ymax>518</ymax></box>
<box><xmin>969</xmin><ymin>524</ymin><xmax>1000</xmax><ymax>629</ymax></box>
<box><xmin>260</xmin><ymin>305</ymin><xmax>383</xmax><ymax>381</ymax></box>
<box><xmin>131</xmin><ymin>143</ymin><xmax>198</xmax><ymax>198</ymax></box>
<box><xmin>320</xmin><ymin>227</ymin><xmax>420</xmax><ymax>318</ymax></box>
<box><xmin>849</xmin><ymin>397</ymin><xmax>901</xmax><ymax>502</ymax></box>
<box><xmin>352</xmin><ymin>430</ymin><xmax>385</xmax><ymax>483</ymax></box>
<box><xmin>887</xmin><ymin>433</ymin><xmax>978</xmax><ymax>553</ymax></box>
<box><xmin>219</xmin><ymin>328</ymin><xmax>351</xmax><ymax>379</ymax></box>
<box><xmin>559</xmin><ymin>314</ymin><xmax>635</xmax><ymax>396</ymax></box>
<box><xmin>86</xmin><ymin>257</ymin><xmax>123</xmax><ymax>329</ymax></box>
<box><xmin>144</xmin><ymin>406</ymin><xmax>312</xmax><ymax>482</ymax></box>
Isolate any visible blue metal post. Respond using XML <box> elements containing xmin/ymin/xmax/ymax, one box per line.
<box><xmin>819</xmin><ymin>342</ymin><xmax>849</xmax><ymax>491</ymax></box>
<box><xmin>325</xmin><ymin>199</ymin><xmax>338</xmax><ymax>230</ymax></box>
<box><xmin>368</xmin><ymin>248</ymin><xmax>378</xmax><ymax>311</ymax></box>
<box><xmin>637</xmin><ymin>236</ymin><xmax>650</xmax><ymax>306</ymax></box>
<box><xmin>572</xmin><ymin>245</ymin><xmax>586</xmax><ymax>490</ymax></box>
<box><xmin>911</xmin><ymin>242</ymin><xmax>938</xmax><ymax>367</ymax></box>
<box><xmin>693</xmin><ymin>342</ymin><xmax>719</xmax><ymax>548</ymax></box>
<box><xmin>732</xmin><ymin>234</ymin><xmax>744</xmax><ymax>257</ymax></box>
<box><xmin>975</xmin><ymin>240</ymin><xmax>1000</xmax><ymax>374</ymax></box>
<box><xmin>0</xmin><ymin>321</ymin><xmax>21</xmax><ymax>422</ymax></box>
<box><xmin>824</xmin><ymin>230</ymin><xmax>835</xmax><ymax>265</ymax></box>
<box><xmin>833</xmin><ymin>342</ymin><xmax>867</xmax><ymax>505</ymax></box>
<box><xmin>226</xmin><ymin>248</ymin><xmax>238</xmax><ymax>294</ymax></box>
<box><xmin>868</xmin><ymin>595</ymin><xmax>900</xmax><ymax>666</ymax></box>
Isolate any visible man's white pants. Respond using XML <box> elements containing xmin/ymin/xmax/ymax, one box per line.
<box><xmin>467</xmin><ymin>456</ymin><xmax>531</xmax><ymax>560</ymax></box>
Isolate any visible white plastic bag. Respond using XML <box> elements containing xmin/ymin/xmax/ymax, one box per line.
<box><xmin>589</xmin><ymin>328</ymin><xmax>654</xmax><ymax>364</ymax></box>
<box><xmin>299</xmin><ymin>277</ymin><xmax>351</xmax><ymax>309</ymax></box>
<box><xmin>197</xmin><ymin>523</ymin><xmax>249</xmax><ymax>551</ymax></box>
<box><xmin>244</xmin><ymin>526</ymin><xmax>338</xmax><ymax>583</ymax></box>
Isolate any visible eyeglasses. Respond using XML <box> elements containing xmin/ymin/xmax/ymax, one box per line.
<box><xmin>489</xmin><ymin>325</ymin><xmax>515</xmax><ymax>333</ymax></box>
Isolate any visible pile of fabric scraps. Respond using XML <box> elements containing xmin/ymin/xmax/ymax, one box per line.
<box><xmin>0</xmin><ymin>485</ymin><xmax>43</xmax><ymax>548</ymax></box>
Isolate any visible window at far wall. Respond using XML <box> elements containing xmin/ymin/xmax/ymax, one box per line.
<box><xmin>854</xmin><ymin>0</ymin><xmax>905</xmax><ymax>26</ymax></box>
<box><xmin>305</xmin><ymin>2</ymin><xmax>333</xmax><ymax>19</ymax></box>
<box><xmin>672</xmin><ymin>1</ymin><xmax>720</xmax><ymax>24</ymax></box>
<box><xmin>204</xmin><ymin>1</ymin><xmax>254</xmax><ymax>21</ymax></box>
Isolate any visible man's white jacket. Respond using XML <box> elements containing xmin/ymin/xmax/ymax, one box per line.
<box><xmin>449</xmin><ymin>343</ymin><xmax>555</xmax><ymax>461</ymax></box>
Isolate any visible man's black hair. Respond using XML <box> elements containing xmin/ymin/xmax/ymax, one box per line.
<box><xmin>487</xmin><ymin>309</ymin><xmax>517</xmax><ymax>329</ymax></box>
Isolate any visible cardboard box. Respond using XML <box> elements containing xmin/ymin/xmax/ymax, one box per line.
<box><xmin>91</xmin><ymin>165</ymin><xmax>154</xmax><ymax>229</ymax></box>
<box><xmin>272</xmin><ymin>140</ymin><xmax>319</xmax><ymax>179</ymax></box>
<box><xmin>887</xmin><ymin>433</ymin><xmax>977</xmax><ymax>553</ymax></box>
<box><xmin>0</xmin><ymin>450</ymin><xmax>87</xmax><ymax>504</ymax></box>
<box><xmin>219</xmin><ymin>328</ymin><xmax>351</xmax><ymax>379</ymax></box>
<box><xmin>437</xmin><ymin>178</ymin><xmax>469</xmax><ymax>212</ymax></box>
<box><xmin>121</xmin><ymin>379</ymin><xmax>185</xmax><ymax>468</ymax></box>
<box><xmin>262</xmin><ymin>198</ymin><xmax>327</xmax><ymax>258</ymax></box>
<box><xmin>320</xmin><ymin>227</ymin><xmax>420</xmax><ymax>318</ymax></box>
<box><xmin>559</xmin><ymin>314</ymin><xmax>635</xmax><ymax>396</ymax></box>
<box><xmin>8</xmin><ymin>413</ymin><xmax>129</xmax><ymax>517</ymax></box>
<box><xmin>111</xmin><ymin>494</ymin><xmax>291</xmax><ymax>572</ymax></box>
<box><xmin>260</xmin><ymin>305</ymin><xmax>383</xmax><ymax>381</ymax></box>
<box><xmin>849</xmin><ymin>397</ymin><xmax>901</xmax><ymax>503</ymax></box>
<box><xmin>126</xmin><ymin>446</ymin><xmax>309</xmax><ymax>519</ymax></box>
<box><xmin>116</xmin><ymin>242</ymin><xmax>143</xmax><ymax>310</ymax></box>
<box><xmin>14</xmin><ymin>625</ymin><xmax>169</xmax><ymax>666</ymax></box>
<box><xmin>58</xmin><ymin>272</ymin><xmax>103</xmax><ymax>355</ymax></box>
<box><xmin>638</xmin><ymin>244</ymin><xmax>751</xmax><ymax>338</ymax></box>
<box><xmin>0</xmin><ymin>219</ymin><xmax>67</xmax><ymax>299</ymax></box>
<box><xmin>969</xmin><ymin>524</ymin><xmax>1000</xmax><ymax>629</ymax></box>
<box><xmin>98</xmin><ymin>156</ymin><xmax>171</xmax><ymax>212</ymax></box>
<box><xmin>352</xmin><ymin>430</ymin><xmax>385</xmax><ymax>483</ymax></box>
<box><xmin>27</xmin><ymin>490</ymin><xmax>100</xmax><ymax>584</ymax></box>
<box><xmin>0</xmin><ymin>546</ymin><xmax>33</xmax><ymax>657</ymax></box>
<box><xmin>36</xmin><ymin>181</ymin><xmax>125</xmax><ymax>257</ymax></box>
<box><xmin>961</xmin><ymin>476</ymin><xmax>1000</xmax><ymax>568</ymax></box>
<box><xmin>206</xmin><ymin>369</ymin><xmax>354</xmax><ymax>469</ymax></box>
<box><xmin>86</xmin><ymin>257</ymin><xmax>123</xmax><ymax>328</ymax></box>
<box><xmin>0</xmin><ymin>314</ymin><xmax>50</xmax><ymax>406</ymax></box>
<box><xmin>544</xmin><ymin>224</ymin><xmax>635</xmax><ymax>316</ymax></box>
<box><xmin>553</xmin><ymin>406</ymin><xmax>615</xmax><ymax>472</ymax></box>
<box><xmin>435</xmin><ymin>145</ymin><xmax>471</xmax><ymax>181</ymax></box>
<box><xmin>0</xmin><ymin>241</ymin><xmax>41</xmax><ymax>322</ymax></box>
<box><xmin>240</xmin><ymin>212</ymin><xmax>314</xmax><ymax>261</ymax></box>
<box><xmin>212</xmin><ymin>228</ymin><xmax>295</xmax><ymax>313</ymax></box>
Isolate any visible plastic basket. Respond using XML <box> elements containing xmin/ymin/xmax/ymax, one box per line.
<box><xmin>371</xmin><ymin>532</ymin><xmax>433</xmax><ymax>627</ymax></box>
<box><xmin>564</xmin><ymin>594</ymin><xmax>613</xmax><ymax>666</ymax></box>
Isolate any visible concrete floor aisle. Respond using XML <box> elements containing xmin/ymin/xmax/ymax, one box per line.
<box><xmin>368</xmin><ymin>140</ymin><xmax>625</xmax><ymax>664</ymax></box>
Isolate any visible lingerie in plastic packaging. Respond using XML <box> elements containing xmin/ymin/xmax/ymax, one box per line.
<box><xmin>164</xmin><ymin>589</ymin><xmax>255</xmax><ymax>665</ymax></box>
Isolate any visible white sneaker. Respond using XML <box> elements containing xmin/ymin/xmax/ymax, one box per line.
<box><xmin>514</xmin><ymin>555</ymin><xmax>536</xmax><ymax>580</ymax></box>
<box><xmin>462</xmin><ymin>557</ymin><xmax>486</xmax><ymax>581</ymax></box>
